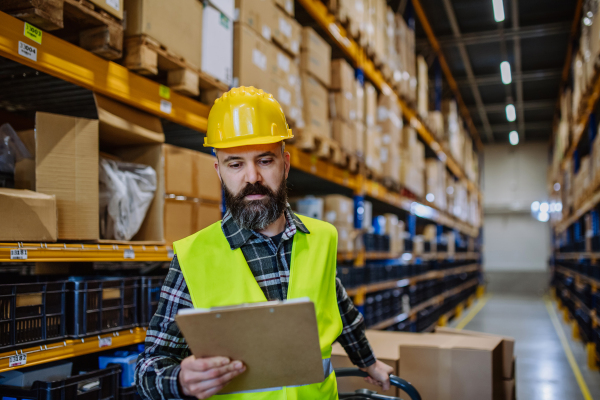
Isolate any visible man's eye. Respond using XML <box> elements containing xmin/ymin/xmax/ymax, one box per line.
<box><xmin>259</xmin><ymin>159</ymin><xmax>273</xmax><ymax>165</ymax></box>
<box><xmin>229</xmin><ymin>163</ymin><xmax>241</xmax><ymax>168</ymax></box>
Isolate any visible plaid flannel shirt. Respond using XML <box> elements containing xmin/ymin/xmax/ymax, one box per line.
<box><xmin>135</xmin><ymin>206</ymin><xmax>375</xmax><ymax>400</ymax></box>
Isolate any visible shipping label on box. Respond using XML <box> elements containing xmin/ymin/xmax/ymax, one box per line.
<box><xmin>234</xmin><ymin>23</ymin><xmax>276</xmax><ymax>93</ymax></box>
<box><xmin>234</xmin><ymin>0</ymin><xmax>274</xmax><ymax>41</ymax></box>
<box><xmin>271</xmin><ymin>7</ymin><xmax>301</xmax><ymax>56</ymax></box>
<box><xmin>202</xmin><ymin>3</ymin><xmax>234</xmax><ymax>86</ymax></box>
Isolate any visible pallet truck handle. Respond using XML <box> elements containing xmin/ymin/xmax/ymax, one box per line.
<box><xmin>335</xmin><ymin>368</ymin><xmax>422</xmax><ymax>400</ymax></box>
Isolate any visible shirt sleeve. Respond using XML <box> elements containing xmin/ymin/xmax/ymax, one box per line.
<box><xmin>135</xmin><ymin>255</ymin><xmax>196</xmax><ymax>400</ymax></box>
<box><xmin>335</xmin><ymin>277</ymin><xmax>376</xmax><ymax>368</ymax></box>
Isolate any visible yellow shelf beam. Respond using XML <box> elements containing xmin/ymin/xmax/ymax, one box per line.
<box><xmin>295</xmin><ymin>0</ymin><xmax>481</xmax><ymax>196</ymax></box>
<box><xmin>0</xmin><ymin>11</ymin><xmax>209</xmax><ymax>132</ymax></box>
<box><xmin>0</xmin><ymin>327</ymin><xmax>147</xmax><ymax>372</ymax></box>
<box><xmin>346</xmin><ymin>264</ymin><xmax>480</xmax><ymax>297</ymax></box>
<box><xmin>0</xmin><ymin>242</ymin><xmax>173</xmax><ymax>262</ymax></box>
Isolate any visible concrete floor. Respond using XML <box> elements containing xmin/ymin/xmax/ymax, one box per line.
<box><xmin>449</xmin><ymin>294</ymin><xmax>600</xmax><ymax>400</ymax></box>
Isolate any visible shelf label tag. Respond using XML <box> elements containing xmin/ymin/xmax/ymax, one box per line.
<box><xmin>124</xmin><ymin>249</ymin><xmax>135</xmax><ymax>259</ymax></box>
<box><xmin>160</xmin><ymin>99</ymin><xmax>172</xmax><ymax>114</ymax></box>
<box><xmin>159</xmin><ymin>85</ymin><xmax>170</xmax><ymax>99</ymax></box>
<box><xmin>10</xmin><ymin>249</ymin><xmax>28</xmax><ymax>260</ymax></box>
<box><xmin>24</xmin><ymin>23</ymin><xmax>42</xmax><ymax>44</ymax></box>
<box><xmin>18</xmin><ymin>41</ymin><xmax>37</xmax><ymax>62</ymax></box>
<box><xmin>99</xmin><ymin>337</ymin><xmax>112</xmax><ymax>348</ymax></box>
<box><xmin>9</xmin><ymin>354</ymin><xmax>27</xmax><ymax>368</ymax></box>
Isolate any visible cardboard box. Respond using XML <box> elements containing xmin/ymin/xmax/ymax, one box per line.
<box><xmin>332</xmin><ymin>118</ymin><xmax>355</xmax><ymax>154</ymax></box>
<box><xmin>271</xmin><ymin>6</ymin><xmax>301</xmax><ymax>56</ymax></box>
<box><xmin>164</xmin><ymin>198</ymin><xmax>222</xmax><ymax>245</ymax></box>
<box><xmin>272</xmin><ymin>47</ymin><xmax>294</xmax><ymax>115</ymax></box>
<box><xmin>330</xmin><ymin>91</ymin><xmax>356</xmax><ymax>122</ymax></box>
<box><xmin>435</xmin><ymin>327</ymin><xmax>515</xmax><ymax>380</ymax></box>
<box><xmin>235</xmin><ymin>0</ymin><xmax>274</xmax><ymax>41</ymax></box>
<box><xmin>94</xmin><ymin>94</ymin><xmax>165</xmax><ymax>243</ymax></box>
<box><xmin>334</xmin><ymin>223</ymin><xmax>355</xmax><ymax>252</ymax></box>
<box><xmin>323</xmin><ymin>194</ymin><xmax>354</xmax><ymax>226</ymax></box>
<box><xmin>365</xmin><ymin>127</ymin><xmax>382</xmax><ymax>176</ymax></box>
<box><xmin>164</xmin><ymin>144</ymin><xmax>222</xmax><ymax>202</ymax></box>
<box><xmin>354</xmin><ymin>121</ymin><xmax>365</xmax><ymax>158</ymax></box>
<box><xmin>300</xmin><ymin>27</ymin><xmax>332</xmax><ymax>88</ymax></box>
<box><xmin>382</xmin><ymin>144</ymin><xmax>401</xmax><ymax>184</ymax></box>
<box><xmin>294</xmin><ymin>196</ymin><xmax>324</xmax><ymax>220</ymax></box>
<box><xmin>0</xmin><ymin>188</ymin><xmax>57</xmax><ymax>242</ymax></box>
<box><xmin>331</xmin><ymin>59</ymin><xmax>355</xmax><ymax>93</ymax></box>
<box><xmin>233</xmin><ymin>22</ymin><xmax>276</xmax><ymax>93</ymax></box>
<box><xmin>274</xmin><ymin>0</ymin><xmax>294</xmax><ymax>16</ymax></box>
<box><xmin>125</xmin><ymin>0</ymin><xmax>203</xmax><ymax>69</ymax></box>
<box><xmin>287</xmin><ymin>59</ymin><xmax>303</xmax><ymax>127</ymax></box>
<box><xmin>202</xmin><ymin>1</ymin><xmax>234</xmax><ymax>86</ymax></box>
<box><xmin>301</xmin><ymin>73</ymin><xmax>330</xmax><ymax>137</ymax></box>
<box><xmin>35</xmin><ymin>112</ymin><xmax>99</xmax><ymax>240</ymax></box>
<box><xmin>365</xmin><ymin>82</ymin><xmax>377</xmax><ymax>127</ymax></box>
<box><xmin>89</xmin><ymin>0</ymin><xmax>123</xmax><ymax>19</ymax></box>
<box><xmin>398</xmin><ymin>333</ymin><xmax>504</xmax><ymax>400</ymax></box>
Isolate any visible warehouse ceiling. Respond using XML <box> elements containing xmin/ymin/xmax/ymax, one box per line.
<box><xmin>396</xmin><ymin>0</ymin><xmax>578</xmax><ymax>144</ymax></box>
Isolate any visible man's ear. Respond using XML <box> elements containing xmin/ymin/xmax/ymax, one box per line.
<box><xmin>283</xmin><ymin>151</ymin><xmax>291</xmax><ymax>179</ymax></box>
<box><xmin>214</xmin><ymin>158</ymin><xmax>222</xmax><ymax>182</ymax></box>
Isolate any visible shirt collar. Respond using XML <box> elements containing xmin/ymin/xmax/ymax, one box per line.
<box><xmin>221</xmin><ymin>204</ymin><xmax>310</xmax><ymax>250</ymax></box>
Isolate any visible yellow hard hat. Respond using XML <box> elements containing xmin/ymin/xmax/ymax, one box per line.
<box><xmin>204</xmin><ymin>86</ymin><xmax>293</xmax><ymax>148</ymax></box>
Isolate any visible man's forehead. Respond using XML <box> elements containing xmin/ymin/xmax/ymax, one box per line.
<box><xmin>216</xmin><ymin>143</ymin><xmax>283</xmax><ymax>159</ymax></box>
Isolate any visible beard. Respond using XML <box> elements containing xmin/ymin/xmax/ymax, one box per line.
<box><xmin>223</xmin><ymin>174</ymin><xmax>288</xmax><ymax>231</ymax></box>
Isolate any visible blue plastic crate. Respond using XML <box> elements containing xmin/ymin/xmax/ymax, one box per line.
<box><xmin>99</xmin><ymin>351</ymin><xmax>140</xmax><ymax>388</ymax></box>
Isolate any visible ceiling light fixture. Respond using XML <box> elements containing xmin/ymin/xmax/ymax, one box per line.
<box><xmin>492</xmin><ymin>0</ymin><xmax>505</xmax><ymax>22</ymax></box>
<box><xmin>506</xmin><ymin>104</ymin><xmax>516</xmax><ymax>122</ymax></box>
<box><xmin>500</xmin><ymin>61</ymin><xmax>512</xmax><ymax>84</ymax></box>
<box><xmin>509</xmin><ymin>130</ymin><xmax>519</xmax><ymax>145</ymax></box>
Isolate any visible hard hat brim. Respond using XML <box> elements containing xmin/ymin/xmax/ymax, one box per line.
<box><xmin>204</xmin><ymin>132</ymin><xmax>294</xmax><ymax>149</ymax></box>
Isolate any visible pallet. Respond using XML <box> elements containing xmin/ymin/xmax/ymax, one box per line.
<box><xmin>124</xmin><ymin>34</ymin><xmax>229</xmax><ymax>98</ymax></box>
<box><xmin>0</xmin><ymin>0</ymin><xmax>123</xmax><ymax>60</ymax></box>
<box><xmin>292</xmin><ymin>128</ymin><xmax>343</xmax><ymax>164</ymax></box>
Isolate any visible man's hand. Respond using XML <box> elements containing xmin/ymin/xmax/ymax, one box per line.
<box><xmin>179</xmin><ymin>355</ymin><xmax>246</xmax><ymax>399</ymax></box>
<box><xmin>360</xmin><ymin>360</ymin><xmax>394</xmax><ymax>391</ymax></box>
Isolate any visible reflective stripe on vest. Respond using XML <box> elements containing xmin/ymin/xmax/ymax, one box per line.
<box><xmin>173</xmin><ymin>214</ymin><xmax>343</xmax><ymax>399</ymax></box>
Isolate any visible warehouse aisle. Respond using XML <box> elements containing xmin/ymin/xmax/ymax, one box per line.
<box><xmin>450</xmin><ymin>294</ymin><xmax>600</xmax><ymax>400</ymax></box>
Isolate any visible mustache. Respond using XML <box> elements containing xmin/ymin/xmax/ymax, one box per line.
<box><xmin>237</xmin><ymin>182</ymin><xmax>274</xmax><ymax>199</ymax></box>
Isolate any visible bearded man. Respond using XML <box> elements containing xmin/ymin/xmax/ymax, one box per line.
<box><xmin>136</xmin><ymin>87</ymin><xmax>392</xmax><ymax>399</ymax></box>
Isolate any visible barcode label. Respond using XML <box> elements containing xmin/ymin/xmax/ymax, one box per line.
<box><xmin>18</xmin><ymin>41</ymin><xmax>37</xmax><ymax>61</ymax></box>
<box><xmin>160</xmin><ymin>99</ymin><xmax>172</xmax><ymax>114</ymax></box>
<box><xmin>9</xmin><ymin>354</ymin><xmax>27</xmax><ymax>367</ymax></box>
<box><xmin>124</xmin><ymin>249</ymin><xmax>135</xmax><ymax>259</ymax></box>
<box><xmin>10</xmin><ymin>249</ymin><xmax>28</xmax><ymax>260</ymax></box>
<box><xmin>99</xmin><ymin>337</ymin><xmax>112</xmax><ymax>348</ymax></box>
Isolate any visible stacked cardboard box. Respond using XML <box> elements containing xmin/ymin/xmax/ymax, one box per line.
<box><xmin>592</xmin><ymin>130</ymin><xmax>600</xmax><ymax>190</ymax></box>
<box><xmin>323</xmin><ymin>195</ymin><xmax>355</xmax><ymax>252</ymax></box>
<box><xmin>417</xmin><ymin>55</ymin><xmax>428</xmax><ymax>118</ymax></box>
<box><xmin>400</xmin><ymin>127</ymin><xmax>425</xmax><ymax>198</ymax></box>
<box><xmin>163</xmin><ymin>144</ymin><xmax>222</xmax><ymax>245</ymax></box>
<box><xmin>0</xmin><ymin>188</ymin><xmax>58</xmax><ymax>241</ymax></box>
<box><xmin>330</xmin><ymin>59</ymin><xmax>358</xmax><ymax>155</ymax></box>
<box><xmin>454</xmin><ymin>180</ymin><xmax>469</xmax><ymax>221</ymax></box>
<box><xmin>395</xmin><ymin>14</ymin><xmax>416</xmax><ymax>102</ymax></box>
<box><xmin>573</xmin><ymin>155</ymin><xmax>592</xmax><ymax>208</ymax></box>
<box><xmin>384</xmin><ymin>213</ymin><xmax>405</xmax><ymax>255</ymax></box>
<box><xmin>425</xmin><ymin>158</ymin><xmax>447</xmax><ymax>210</ymax></box>
<box><xmin>202</xmin><ymin>0</ymin><xmax>234</xmax><ymax>87</ymax></box>
<box><xmin>378</xmin><ymin>93</ymin><xmax>403</xmax><ymax>184</ymax></box>
<box><xmin>300</xmin><ymin>27</ymin><xmax>332</xmax><ymax>138</ymax></box>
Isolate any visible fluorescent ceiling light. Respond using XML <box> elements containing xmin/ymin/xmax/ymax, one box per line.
<box><xmin>509</xmin><ymin>130</ymin><xmax>519</xmax><ymax>145</ymax></box>
<box><xmin>553</xmin><ymin>183</ymin><xmax>561</xmax><ymax>191</ymax></box>
<box><xmin>540</xmin><ymin>202</ymin><xmax>549</xmax><ymax>213</ymax></box>
<box><xmin>500</xmin><ymin>61</ymin><xmax>512</xmax><ymax>84</ymax></box>
<box><xmin>506</xmin><ymin>104</ymin><xmax>516</xmax><ymax>122</ymax></box>
<box><xmin>531</xmin><ymin>201</ymin><xmax>540</xmax><ymax>212</ymax></box>
<box><xmin>426</xmin><ymin>193</ymin><xmax>435</xmax><ymax>202</ymax></box>
<box><xmin>492</xmin><ymin>0</ymin><xmax>505</xmax><ymax>22</ymax></box>
<box><xmin>537</xmin><ymin>212</ymin><xmax>549</xmax><ymax>222</ymax></box>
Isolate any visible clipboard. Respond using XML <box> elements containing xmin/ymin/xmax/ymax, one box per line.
<box><xmin>175</xmin><ymin>298</ymin><xmax>325</xmax><ymax>393</ymax></box>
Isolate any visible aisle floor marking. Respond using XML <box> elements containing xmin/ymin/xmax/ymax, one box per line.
<box><xmin>545</xmin><ymin>296</ymin><xmax>593</xmax><ymax>400</ymax></box>
<box><xmin>455</xmin><ymin>294</ymin><xmax>491</xmax><ymax>330</ymax></box>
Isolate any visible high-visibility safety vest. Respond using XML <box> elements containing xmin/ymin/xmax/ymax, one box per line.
<box><xmin>173</xmin><ymin>214</ymin><xmax>343</xmax><ymax>399</ymax></box>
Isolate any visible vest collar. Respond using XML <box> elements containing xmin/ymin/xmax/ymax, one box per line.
<box><xmin>221</xmin><ymin>206</ymin><xmax>310</xmax><ymax>250</ymax></box>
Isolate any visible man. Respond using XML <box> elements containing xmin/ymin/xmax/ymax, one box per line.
<box><xmin>136</xmin><ymin>87</ymin><xmax>393</xmax><ymax>399</ymax></box>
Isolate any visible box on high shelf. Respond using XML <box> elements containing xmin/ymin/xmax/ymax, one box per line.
<box><xmin>332</xmin><ymin>119</ymin><xmax>358</xmax><ymax>155</ymax></box>
<box><xmin>365</xmin><ymin>82</ymin><xmax>378</xmax><ymax>127</ymax></box>
<box><xmin>417</xmin><ymin>55</ymin><xmax>428</xmax><ymax>118</ymax></box>
<box><xmin>426</xmin><ymin>111</ymin><xmax>445</xmax><ymax>142</ymax></box>
<box><xmin>329</xmin><ymin>90</ymin><xmax>357</xmax><ymax>123</ymax></box>
<box><xmin>384</xmin><ymin>213</ymin><xmax>405</xmax><ymax>255</ymax></box>
<box><xmin>592</xmin><ymin>130</ymin><xmax>600</xmax><ymax>190</ymax></box>
<box><xmin>301</xmin><ymin>27</ymin><xmax>332</xmax><ymax>88</ymax></box>
<box><xmin>365</xmin><ymin>127</ymin><xmax>383</xmax><ymax>177</ymax></box>
<box><xmin>453</xmin><ymin>180</ymin><xmax>469</xmax><ymax>221</ymax></box>
<box><xmin>354</xmin><ymin>121</ymin><xmax>366</xmax><ymax>158</ymax></box>
<box><xmin>0</xmin><ymin>188</ymin><xmax>58</xmax><ymax>242</ymax></box>
<box><xmin>301</xmin><ymin>73</ymin><xmax>330</xmax><ymax>138</ymax></box>
<box><xmin>469</xmin><ymin>190</ymin><xmax>480</xmax><ymax>228</ymax></box>
<box><xmin>378</xmin><ymin>93</ymin><xmax>403</xmax><ymax>146</ymax></box>
<box><xmin>373</xmin><ymin>0</ymin><xmax>387</xmax><ymax>65</ymax></box>
<box><xmin>125</xmin><ymin>0</ymin><xmax>203</xmax><ymax>69</ymax></box>
<box><xmin>274</xmin><ymin>0</ymin><xmax>294</xmax><ymax>16</ymax></box>
<box><xmin>385</xmin><ymin>7</ymin><xmax>399</xmax><ymax>73</ymax></box>
<box><xmin>574</xmin><ymin>156</ymin><xmax>592</xmax><ymax>209</ymax></box>
<box><xmin>425</xmin><ymin>158</ymin><xmax>447</xmax><ymax>211</ymax></box>
<box><xmin>381</xmin><ymin>142</ymin><xmax>401</xmax><ymax>186</ymax></box>
<box><xmin>323</xmin><ymin>194</ymin><xmax>355</xmax><ymax>252</ymax></box>
<box><xmin>271</xmin><ymin>47</ymin><xmax>294</xmax><ymax>115</ymax></box>
<box><xmin>395</xmin><ymin>13</ymin><xmax>416</xmax><ymax>102</ymax></box>
<box><xmin>572</xmin><ymin>50</ymin><xmax>586</xmax><ymax>120</ymax></box>
<box><xmin>271</xmin><ymin>5</ymin><xmax>301</xmax><ymax>57</ymax></box>
<box><xmin>233</xmin><ymin>22</ymin><xmax>275</xmax><ymax>92</ymax></box>
<box><xmin>202</xmin><ymin>0</ymin><xmax>234</xmax><ymax>86</ymax></box>
<box><xmin>400</xmin><ymin>141</ymin><xmax>425</xmax><ymax>198</ymax></box>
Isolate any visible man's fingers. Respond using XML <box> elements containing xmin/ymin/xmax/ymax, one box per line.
<box><xmin>195</xmin><ymin>384</ymin><xmax>224</xmax><ymax>399</ymax></box>
<box><xmin>189</xmin><ymin>356</ymin><xmax>231</xmax><ymax>372</ymax></box>
<box><xmin>189</xmin><ymin>366</ymin><xmax>246</xmax><ymax>395</ymax></box>
<box><xmin>201</xmin><ymin>361</ymin><xmax>245</xmax><ymax>380</ymax></box>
